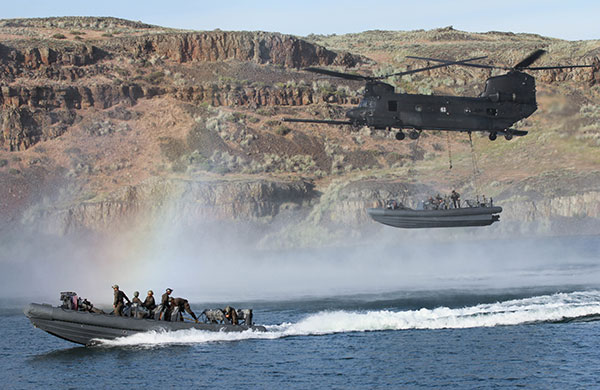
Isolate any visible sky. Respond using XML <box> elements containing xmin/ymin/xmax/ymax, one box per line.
<box><xmin>3</xmin><ymin>0</ymin><xmax>600</xmax><ymax>41</ymax></box>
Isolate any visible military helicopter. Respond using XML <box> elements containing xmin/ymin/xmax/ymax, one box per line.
<box><xmin>284</xmin><ymin>50</ymin><xmax>594</xmax><ymax>141</ymax></box>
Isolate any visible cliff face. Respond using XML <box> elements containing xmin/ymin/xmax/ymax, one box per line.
<box><xmin>115</xmin><ymin>31</ymin><xmax>359</xmax><ymax>68</ymax></box>
<box><xmin>0</xmin><ymin>29</ymin><xmax>362</xmax><ymax>151</ymax></box>
<box><xmin>23</xmin><ymin>177</ymin><xmax>316</xmax><ymax>235</ymax></box>
<box><xmin>1</xmin><ymin>18</ymin><xmax>599</xmax><ymax>246</ymax></box>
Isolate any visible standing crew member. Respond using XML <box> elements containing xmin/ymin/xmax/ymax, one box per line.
<box><xmin>160</xmin><ymin>288</ymin><xmax>173</xmax><ymax>320</ymax></box>
<box><xmin>112</xmin><ymin>284</ymin><xmax>130</xmax><ymax>316</ymax></box>
<box><xmin>143</xmin><ymin>290</ymin><xmax>156</xmax><ymax>313</ymax></box>
<box><xmin>170</xmin><ymin>297</ymin><xmax>199</xmax><ymax>323</ymax></box>
<box><xmin>451</xmin><ymin>190</ymin><xmax>461</xmax><ymax>208</ymax></box>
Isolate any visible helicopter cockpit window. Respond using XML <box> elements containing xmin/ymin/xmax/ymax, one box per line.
<box><xmin>388</xmin><ymin>100</ymin><xmax>397</xmax><ymax>112</ymax></box>
<box><xmin>486</xmin><ymin>108</ymin><xmax>498</xmax><ymax>116</ymax></box>
<box><xmin>359</xmin><ymin>98</ymin><xmax>376</xmax><ymax>108</ymax></box>
<box><xmin>415</xmin><ymin>105</ymin><xmax>422</xmax><ymax>112</ymax></box>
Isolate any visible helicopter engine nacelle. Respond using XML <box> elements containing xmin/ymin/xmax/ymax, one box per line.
<box><xmin>481</xmin><ymin>72</ymin><xmax>536</xmax><ymax>105</ymax></box>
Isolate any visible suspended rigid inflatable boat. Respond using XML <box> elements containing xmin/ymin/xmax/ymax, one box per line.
<box><xmin>367</xmin><ymin>200</ymin><xmax>502</xmax><ymax>229</ymax></box>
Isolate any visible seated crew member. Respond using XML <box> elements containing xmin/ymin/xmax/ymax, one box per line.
<box><xmin>170</xmin><ymin>297</ymin><xmax>199</xmax><ymax>323</ymax></box>
<box><xmin>224</xmin><ymin>305</ymin><xmax>238</xmax><ymax>325</ymax></box>
<box><xmin>143</xmin><ymin>290</ymin><xmax>156</xmax><ymax>313</ymax></box>
<box><xmin>132</xmin><ymin>291</ymin><xmax>143</xmax><ymax>305</ymax></box>
<box><xmin>112</xmin><ymin>284</ymin><xmax>130</xmax><ymax>316</ymax></box>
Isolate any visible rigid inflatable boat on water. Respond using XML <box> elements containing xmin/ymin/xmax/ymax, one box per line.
<box><xmin>25</xmin><ymin>295</ymin><xmax>266</xmax><ymax>346</ymax></box>
<box><xmin>367</xmin><ymin>203</ymin><xmax>502</xmax><ymax>228</ymax></box>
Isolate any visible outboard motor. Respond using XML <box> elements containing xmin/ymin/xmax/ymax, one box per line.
<box><xmin>60</xmin><ymin>292</ymin><xmax>78</xmax><ymax>310</ymax></box>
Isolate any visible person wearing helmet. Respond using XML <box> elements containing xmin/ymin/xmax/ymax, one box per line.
<box><xmin>112</xmin><ymin>284</ymin><xmax>130</xmax><ymax>316</ymax></box>
<box><xmin>160</xmin><ymin>288</ymin><xmax>173</xmax><ymax>321</ymax></box>
<box><xmin>132</xmin><ymin>291</ymin><xmax>143</xmax><ymax>305</ymax></box>
<box><xmin>169</xmin><ymin>297</ymin><xmax>199</xmax><ymax>323</ymax></box>
<box><xmin>143</xmin><ymin>290</ymin><xmax>156</xmax><ymax>313</ymax></box>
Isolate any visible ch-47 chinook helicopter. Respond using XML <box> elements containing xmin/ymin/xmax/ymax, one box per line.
<box><xmin>284</xmin><ymin>50</ymin><xmax>595</xmax><ymax>141</ymax></box>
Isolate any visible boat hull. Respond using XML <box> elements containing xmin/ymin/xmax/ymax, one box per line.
<box><xmin>25</xmin><ymin>303</ymin><xmax>267</xmax><ymax>346</ymax></box>
<box><xmin>367</xmin><ymin>206</ymin><xmax>502</xmax><ymax>228</ymax></box>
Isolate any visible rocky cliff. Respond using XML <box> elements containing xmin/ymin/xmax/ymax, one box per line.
<box><xmin>1</xmin><ymin>18</ymin><xmax>599</xmax><ymax>246</ymax></box>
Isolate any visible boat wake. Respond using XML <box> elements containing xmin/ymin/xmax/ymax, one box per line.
<box><xmin>98</xmin><ymin>290</ymin><xmax>600</xmax><ymax>347</ymax></box>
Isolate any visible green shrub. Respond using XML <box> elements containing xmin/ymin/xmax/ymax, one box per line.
<box><xmin>145</xmin><ymin>71</ymin><xmax>164</xmax><ymax>85</ymax></box>
<box><xmin>52</xmin><ymin>33</ymin><xmax>66</xmax><ymax>39</ymax></box>
<box><xmin>0</xmin><ymin>159</ymin><xmax>8</xmax><ymax>168</ymax></box>
<box><xmin>8</xmin><ymin>168</ymin><xmax>20</xmax><ymax>175</ymax></box>
<box><xmin>275</xmin><ymin>125</ymin><xmax>291</xmax><ymax>136</ymax></box>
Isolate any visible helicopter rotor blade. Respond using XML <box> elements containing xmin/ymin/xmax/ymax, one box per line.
<box><xmin>302</xmin><ymin>67</ymin><xmax>371</xmax><ymax>81</ymax></box>
<box><xmin>381</xmin><ymin>56</ymin><xmax>489</xmax><ymax>78</ymax></box>
<box><xmin>406</xmin><ymin>55</ymin><xmax>510</xmax><ymax>70</ymax></box>
<box><xmin>513</xmin><ymin>49</ymin><xmax>546</xmax><ymax>69</ymax></box>
<box><xmin>522</xmin><ymin>64</ymin><xmax>595</xmax><ymax>70</ymax></box>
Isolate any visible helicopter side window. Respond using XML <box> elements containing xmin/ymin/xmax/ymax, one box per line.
<box><xmin>388</xmin><ymin>101</ymin><xmax>397</xmax><ymax>112</ymax></box>
<box><xmin>486</xmin><ymin>108</ymin><xmax>498</xmax><ymax>116</ymax></box>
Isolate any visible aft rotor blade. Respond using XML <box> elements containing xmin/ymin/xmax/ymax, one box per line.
<box><xmin>523</xmin><ymin>64</ymin><xmax>595</xmax><ymax>70</ymax></box>
<box><xmin>513</xmin><ymin>49</ymin><xmax>546</xmax><ymax>69</ymax></box>
<box><xmin>406</xmin><ymin>55</ymin><xmax>509</xmax><ymax>70</ymax></box>
<box><xmin>303</xmin><ymin>67</ymin><xmax>370</xmax><ymax>81</ymax></box>
<box><xmin>283</xmin><ymin>118</ymin><xmax>354</xmax><ymax>125</ymax></box>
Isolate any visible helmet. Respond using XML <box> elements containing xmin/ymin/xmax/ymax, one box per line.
<box><xmin>112</xmin><ymin>284</ymin><xmax>119</xmax><ymax>289</ymax></box>
<box><xmin>148</xmin><ymin>290</ymin><xmax>153</xmax><ymax>295</ymax></box>
<box><xmin>166</xmin><ymin>288</ymin><xmax>173</xmax><ymax>293</ymax></box>
<box><xmin>133</xmin><ymin>291</ymin><xmax>139</xmax><ymax>297</ymax></box>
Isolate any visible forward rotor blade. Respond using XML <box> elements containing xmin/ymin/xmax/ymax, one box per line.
<box><xmin>282</xmin><ymin>118</ymin><xmax>353</xmax><ymax>125</ymax></box>
<box><xmin>513</xmin><ymin>49</ymin><xmax>546</xmax><ymax>69</ymax></box>
<box><xmin>382</xmin><ymin>56</ymin><xmax>489</xmax><ymax>78</ymax></box>
<box><xmin>303</xmin><ymin>67</ymin><xmax>370</xmax><ymax>81</ymax></box>
<box><xmin>406</xmin><ymin>55</ymin><xmax>509</xmax><ymax>70</ymax></box>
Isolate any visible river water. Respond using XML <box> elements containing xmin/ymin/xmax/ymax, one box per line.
<box><xmin>2</xmin><ymin>288</ymin><xmax>600</xmax><ymax>389</ymax></box>
<box><xmin>1</xmin><ymin>236</ymin><xmax>600</xmax><ymax>389</ymax></box>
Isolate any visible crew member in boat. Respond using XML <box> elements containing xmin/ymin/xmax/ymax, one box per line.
<box><xmin>132</xmin><ymin>291</ymin><xmax>143</xmax><ymax>305</ymax></box>
<box><xmin>170</xmin><ymin>297</ymin><xmax>199</xmax><ymax>323</ymax></box>
<box><xmin>161</xmin><ymin>288</ymin><xmax>173</xmax><ymax>320</ymax></box>
<box><xmin>143</xmin><ymin>290</ymin><xmax>156</xmax><ymax>314</ymax></box>
<box><xmin>224</xmin><ymin>305</ymin><xmax>238</xmax><ymax>325</ymax></box>
<box><xmin>451</xmin><ymin>190</ymin><xmax>460</xmax><ymax>208</ymax></box>
<box><xmin>112</xmin><ymin>284</ymin><xmax>130</xmax><ymax>316</ymax></box>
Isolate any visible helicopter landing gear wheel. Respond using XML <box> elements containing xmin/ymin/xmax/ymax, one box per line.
<box><xmin>489</xmin><ymin>132</ymin><xmax>497</xmax><ymax>141</ymax></box>
<box><xmin>409</xmin><ymin>130</ymin><xmax>420</xmax><ymax>140</ymax></box>
<box><xmin>395</xmin><ymin>131</ymin><xmax>405</xmax><ymax>141</ymax></box>
<box><xmin>504</xmin><ymin>133</ymin><xmax>513</xmax><ymax>141</ymax></box>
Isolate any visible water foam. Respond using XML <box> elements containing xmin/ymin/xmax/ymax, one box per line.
<box><xmin>98</xmin><ymin>290</ymin><xmax>600</xmax><ymax>347</ymax></box>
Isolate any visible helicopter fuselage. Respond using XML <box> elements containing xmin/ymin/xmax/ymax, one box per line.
<box><xmin>350</xmin><ymin>72</ymin><xmax>537</xmax><ymax>136</ymax></box>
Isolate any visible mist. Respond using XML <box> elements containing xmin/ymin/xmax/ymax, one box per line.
<box><xmin>1</xmin><ymin>207</ymin><xmax>599</xmax><ymax>307</ymax></box>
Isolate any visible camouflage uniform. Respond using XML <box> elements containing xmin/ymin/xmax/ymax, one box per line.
<box><xmin>113</xmin><ymin>289</ymin><xmax>130</xmax><ymax>316</ymax></box>
<box><xmin>160</xmin><ymin>290</ymin><xmax>172</xmax><ymax>320</ymax></box>
<box><xmin>171</xmin><ymin>297</ymin><xmax>198</xmax><ymax>321</ymax></box>
<box><xmin>143</xmin><ymin>295</ymin><xmax>156</xmax><ymax>312</ymax></box>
